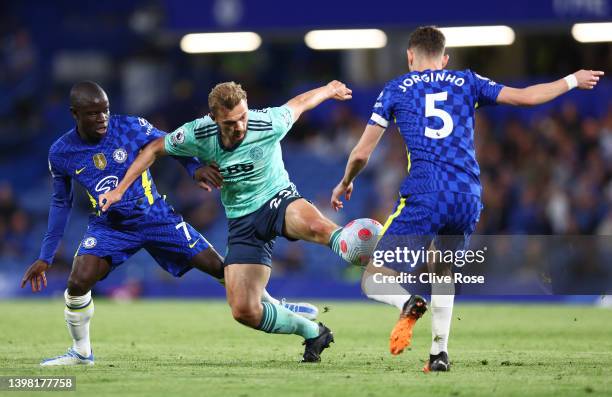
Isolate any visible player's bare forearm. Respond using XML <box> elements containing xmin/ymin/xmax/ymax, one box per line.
<box><xmin>286</xmin><ymin>85</ymin><xmax>334</xmax><ymax>121</ymax></box>
<box><xmin>343</xmin><ymin>124</ymin><xmax>385</xmax><ymax>184</ymax></box>
<box><xmin>286</xmin><ymin>80</ymin><xmax>352</xmax><ymax>122</ymax></box>
<box><xmin>343</xmin><ymin>151</ymin><xmax>368</xmax><ymax>186</ymax></box>
<box><xmin>98</xmin><ymin>137</ymin><xmax>167</xmax><ymax>210</ymax></box>
<box><xmin>497</xmin><ymin>80</ymin><xmax>568</xmax><ymax>106</ymax></box>
<box><xmin>497</xmin><ymin>69</ymin><xmax>604</xmax><ymax>106</ymax></box>
<box><xmin>332</xmin><ymin>124</ymin><xmax>384</xmax><ymax>211</ymax></box>
<box><xmin>117</xmin><ymin>137</ymin><xmax>166</xmax><ymax>194</ymax></box>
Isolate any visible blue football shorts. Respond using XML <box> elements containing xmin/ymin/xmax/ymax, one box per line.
<box><xmin>76</xmin><ymin>197</ymin><xmax>210</xmax><ymax>277</ymax></box>
<box><xmin>224</xmin><ymin>183</ymin><xmax>303</xmax><ymax>267</ymax></box>
<box><xmin>376</xmin><ymin>191</ymin><xmax>482</xmax><ymax>273</ymax></box>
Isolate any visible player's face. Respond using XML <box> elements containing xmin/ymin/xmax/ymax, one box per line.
<box><xmin>215</xmin><ymin>99</ymin><xmax>249</xmax><ymax>144</ymax></box>
<box><xmin>72</xmin><ymin>96</ymin><xmax>110</xmax><ymax>140</ymax></box>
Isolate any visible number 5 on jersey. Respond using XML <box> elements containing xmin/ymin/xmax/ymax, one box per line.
<box><xmin>425</xmin><ymin>92</ymin><xmax>454</xmax><ymax>139</ymax></box>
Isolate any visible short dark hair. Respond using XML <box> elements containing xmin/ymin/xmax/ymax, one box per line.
<box><xmin>408</xmin><ymin>26</ymin><xmax>446</xmax><ymax>56</ymax></box>
<box><xmin>70</xmin><ymin>81</ymin><xmax>107</xmax><ymax>108</ymax></box>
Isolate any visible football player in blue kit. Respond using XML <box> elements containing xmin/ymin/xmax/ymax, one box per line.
<box><xmin>331</xmin><ymin>26</ymin><xmax>603</xmax><ymax>371</ymax></box>
<box><xmin>21</xmin><ymin>81</ymin><xmax>317</xmax><ymax>366</ymax></box>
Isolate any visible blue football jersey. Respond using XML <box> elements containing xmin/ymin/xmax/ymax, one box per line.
<box><xmin>48</xmin><ymin>115</ymin><xmax>164</xmax><ymax>214</ymax></box>
<box><xmin>369</xmin><ymin>69</ymin><xmax>504</xmax><ymax>197</ymax></box>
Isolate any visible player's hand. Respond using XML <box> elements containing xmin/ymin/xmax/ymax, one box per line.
<box><xmin>98</xmin><ymin>189</ymin><xmax>123</xmax><ymax>212</ymax></box>
<box><xmin>20</xmin><ymin>259</ymin><xmax>49</xmax><ymax>292</ymax></box>
<box><xmin>331</xmin><ymin>181</ymin><xmax>353</xmax><ymax>211</ymax></box>
<box><xmin>194</xmin><ymin>162</ymin><xmax>223</xmax><ymax>191</ymax></box>
<box><xmin>327</xmin><ymin>80</ymin><xmax>352</xmax><ymax>101</ymax></box>
<box><xmin>574</xmin><ymin>70</ymin><xmax>604</xmax><ymax>89</ymax></box>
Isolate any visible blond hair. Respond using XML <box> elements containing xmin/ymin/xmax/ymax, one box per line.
<box><xmin>208</xmin><ymin>82</ymin><xmax>247</xmax><ymax>116</ymax></box>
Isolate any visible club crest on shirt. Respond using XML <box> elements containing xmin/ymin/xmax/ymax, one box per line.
<box><xmin>249</xmin><ymin>146</ymin><xmax>263</xmax><ymax>161</ymax></box>
<box><xmin>93</xmin><ymin>153</ymin><xmax>107</xmax><ymax>170</ymax></box>
<box><xmin>113</xmin><ymin>148</ymin><xmax>127</xmax><ymax>163</ymax></box>
<box><xmin>82</xmin><ymin>237</ymin><xmax>97</xmax><ymax>249</ymax></box>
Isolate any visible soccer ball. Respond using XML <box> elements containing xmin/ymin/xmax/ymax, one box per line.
<box><xmin>338</xmin><ymin>218</ymin><xmax>383</xmax><ymax>267</ymax></box>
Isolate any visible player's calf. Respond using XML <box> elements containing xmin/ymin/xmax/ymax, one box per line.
<box><xmin>283</xmin><ymin>199</ymin><xmax>339</xmax><ymax>245</ymax></box>
<box><xmin>307</xmin><ymin>218</ymin><xmax>338</xmax><ymax>245</ymax></box>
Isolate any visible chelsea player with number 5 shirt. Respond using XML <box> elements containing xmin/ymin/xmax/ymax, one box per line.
<box><xmin>100</xmin><ymin>80</ymin><xmax>353</xmax><ymax>362</ymax></box>
<box><xmin>21</xmin><ymin>82</ymin><xmax>317</xmax><ymax>367</ymax></box>
<box><xmin>331</xmin><ymin>26</ymin><xmax>604</xmax><ymax>372</ymax></box>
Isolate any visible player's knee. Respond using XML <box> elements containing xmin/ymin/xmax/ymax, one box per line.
<box><xmin>66</xmin><ymin>275</ymin><xmax>93</xmax><ymax>296</ymax></box>
<box><xmin>230</xmin><ymin>301</ymin><xmax>262</xmax><ymax>328</ymax></box>
<box><xmin>190</xmin><ymin>249</ymin><xmax>224</xmax><ymax>279</ymax></box>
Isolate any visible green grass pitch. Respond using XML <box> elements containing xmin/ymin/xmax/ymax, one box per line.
<box><xmin>1</xmin><ymin>300</ymin><xmax>610</xmax><ymax>397</ymax></box>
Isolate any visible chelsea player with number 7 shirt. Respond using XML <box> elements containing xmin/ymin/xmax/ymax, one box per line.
<box><xmin>21</xmin><ymin>81</ymin><xmax>317</xmax><ymax>367</ymax></box>
<box><xmin>331</xmin><ymin>26</ymin><xmax>604</xmax><ymax>372</ymax></box>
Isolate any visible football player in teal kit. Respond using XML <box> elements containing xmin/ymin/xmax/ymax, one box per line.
<box><xmin>101</xmin><ymin>81</ymin><xmax>353</xmax><ymax>362</ymax></box>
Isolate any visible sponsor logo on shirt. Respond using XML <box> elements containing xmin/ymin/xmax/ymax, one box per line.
<box><xmin>95</xmin><ymin>175</ymin><xmax>119</xmax><ymax>194</ymax></box>
<box><xmin>139</xmin><ymin>117</ymin><xmax>154</xmax><ymax>135</ymax></box>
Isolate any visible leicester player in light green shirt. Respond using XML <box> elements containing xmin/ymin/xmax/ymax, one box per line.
<box><xmin>100</xmin><ymin>80</ymin><xmax>352</xmax><ymax>362</ymax></box>
<box><xmin>164</xmin><ymin>102</ymin><xmax>294</xmax><ymax>218</ymax></box>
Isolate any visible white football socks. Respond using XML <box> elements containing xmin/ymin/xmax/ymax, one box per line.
<box><xmin>362</xmin><ymin>271</ymin><xmax>410</xmax><ymax>310</ymax></box>
<box><xmin>430</xmin><ymin>293</ymin><xmax>454</xmax><ymax>355</ymax></box>
<box><xmin>64</xmin><ymin>289</ymin><xmax>94</xmax><ymax>357</ymax></box>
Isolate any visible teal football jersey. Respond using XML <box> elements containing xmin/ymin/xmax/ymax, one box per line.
<box><xmin>165</xmin><ymin>106</ymin><xmax>294</xmax><ymax>218</ymax></box>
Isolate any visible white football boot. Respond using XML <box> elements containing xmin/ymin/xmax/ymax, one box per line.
<box><xmin>40</xmin><ymin>347</ymin><xmax>94</xmax><ymax>367</ymax></box>
<box><xmin>281</xmin><ymin>299</ymin><xmax>319</xmax><ymax>320</ymax></box>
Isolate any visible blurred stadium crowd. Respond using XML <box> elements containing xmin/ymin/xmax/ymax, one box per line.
<box><xmin>0</xmin><ymin>2</ymin><xmax>610</xmax><ymax>288</ymax></box>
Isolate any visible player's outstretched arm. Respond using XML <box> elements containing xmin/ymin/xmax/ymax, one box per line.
<box><xmin>497</xmin><ymin>69</ymin><xmax>604</xmax><ymax>106</ymax></box>
<box><xmin>22</xmin><ymin>164</ymin><xmax>73</xmax><ymax>292</ymax></box>
<box><xmin>285</xmin><ymin>80</ymin><xmax>352</xmax><ymax>123</ymax></box>
<box><xmin>98</xmin><ymin>136</ymin><xmax>167</xmax><ymax>211</ymax></box>
<box><xmin>331</xmin><ymin>123</ymin><xmax>385</xmax><ymax>211</ymax></box>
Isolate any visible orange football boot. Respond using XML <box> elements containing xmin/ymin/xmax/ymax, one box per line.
<box><xmin>389</xmin><ymin>295</ymin><xmax>427</xmax><ymax>355</ymax></box>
